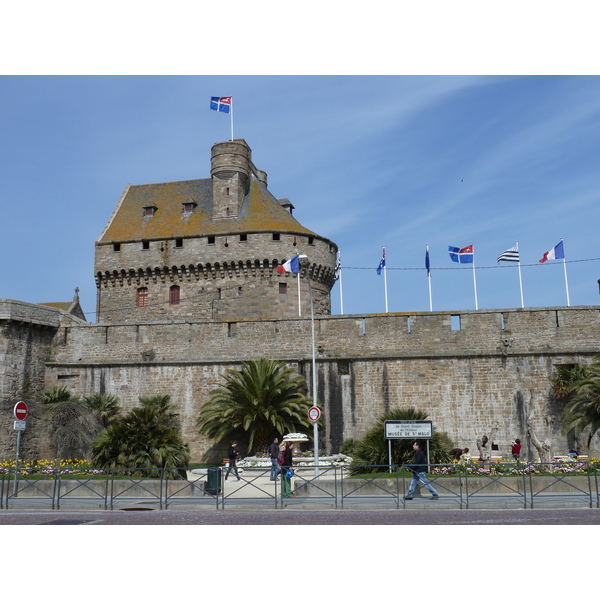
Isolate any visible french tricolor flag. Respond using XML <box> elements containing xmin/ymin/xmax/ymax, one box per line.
<box><xmin>276</xmin><ymin>255</ymin><xmax>300</xmax><ymax>274</ymax></box>
<box><xmin>539</xmin><ymin>240</ymin><xmax>565</xmax><ymax>263</ymax></box>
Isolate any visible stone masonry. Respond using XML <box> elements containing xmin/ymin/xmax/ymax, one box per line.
<box><xmin>1</xmin><ymin>139</ymin><xmax>599</xmax><ymax>462</ymax></box>
<box><xmin>38</xmin><ymin>305</ymin><xmax>600</xmax><ymax>461</ymax></box>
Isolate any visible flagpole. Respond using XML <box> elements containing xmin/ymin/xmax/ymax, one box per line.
<box><xmin>471</xmin><ymin>242</ymin><xmax>479</xmax><ymax>310</ymax></box>
<box><xmin>516</xmin><ymin>241</ymin><xmax>524</xmax><ymax>308</ymax></box>
<box><xmin>230</xmin><ymin>98</ymin><xmax>234</xmax><ymax>140</ymax></box>
<box><xmin>426</xmin><ymin>244</ymin><xmax>432</xmax><ymax>311</ymax></box>
<box><xmin>298</xmin><ymin>272</ymin><xmax>302</xmax><ymax>317</ymax></box>
<box><xmin>561</xmin><ymin>238</ymin><xmax>571</xmax><ymax>306</ymax></box>
<box><xmin>338</xmin><ymin>251</ymin><xmax>344</xmax><ymax>315</ymax></box>
<box><xmin>383</xmin><ymin>247</ymin><xmax>388</xmax><ymax>313</ymax></box>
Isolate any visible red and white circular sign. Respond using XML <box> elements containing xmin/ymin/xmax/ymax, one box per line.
<box><xmin>308</xmin><ymin>406</ymin><xmax>321</xmax><ymax>422</ymax></box>
<box><xmin>14</xmin><ymin>401</ymin><xmax>28</xmax><ymax>421</ymax></box>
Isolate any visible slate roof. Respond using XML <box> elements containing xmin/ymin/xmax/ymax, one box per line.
<box><xmin>39</xmin><ymin>302</ymin><xmax>71</xmax><ymax>311</ymax></box>
<box><xmin>38</xmin><ymin>295</ymin><xmax>87</xmax><ymax>322</ymax></box>
<box><xmin>97</xmin><ymin>176</ymin><xmax>316</xmax><ymax>244</ymax></box>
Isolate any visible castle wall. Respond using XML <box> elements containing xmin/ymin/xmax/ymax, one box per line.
<box><xmin>95</xmin><ymin>232</ymin><xmax>335</xmax><ymax>322</ymax></box>
<box><xmin>0</xmin><ymin>301</ymin><xmax>61</xmax><ymax>459</ymax></box>
<box><xmin>42</xmin><ymin>306</ymin><xmax>600</xmax><ymax>462</ymax></box>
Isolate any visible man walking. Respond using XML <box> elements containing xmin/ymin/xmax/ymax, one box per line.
<box><xmin>269</xmin><ymin>437</ymin><xmax>281</xmax><ymax>481</ymax></box>
<box><xmin>404</xmin><ymin>440</ymin><xmax>439</xmax><ymax>500</ymax></box>
<box><xmin>224</xmin><ymin>440</ymin><xmax>241</xmax><ymax>481</ymax></box>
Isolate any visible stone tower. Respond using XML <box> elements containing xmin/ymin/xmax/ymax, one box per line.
<box><xmin>94</xmin><ymin>139</ymin><xmax>338</xmax><ymax>323</ymax></box>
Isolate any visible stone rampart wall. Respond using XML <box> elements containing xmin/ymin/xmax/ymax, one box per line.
<box><xmin>0</xmin><ymin>301</ymin><xmax>60</xmax><ymax>459</ymax></box>
<box><xmin>41</xmin><ymin>306</ymin><xmax>600</xmax><ymax>462</ymax></box>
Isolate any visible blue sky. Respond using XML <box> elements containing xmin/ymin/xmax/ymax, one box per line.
<box><xmin>1</xmin><ymin>75</ymin><xmax>599</xmax><ymax>320</ymax></box>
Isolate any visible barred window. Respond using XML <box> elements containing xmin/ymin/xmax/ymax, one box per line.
<box><xmin>137</xmin><ymin>287</ymin><xmax>148</xmax><ymax>307</ymax></box>
<box><xmin>170</xmin><ymin>285</ymin><xmax>180</xmax><ymax>305</ymax></box>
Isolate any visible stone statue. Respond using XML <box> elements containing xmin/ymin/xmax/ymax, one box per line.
<box><xmin>476</xmin><ymin>421</ymin><xmax>499</xmax><ymax>467</ymax></box>
<box><xmin>527</xmin><ymin>416</ymin><xmax>552</xmax><ymax>464</ymax></box>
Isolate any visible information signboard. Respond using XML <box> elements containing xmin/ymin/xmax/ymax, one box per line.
<box><xmin>384</xmin><ymin>420</ymin><xmax>432</xmax><ymax>439</ymax></box>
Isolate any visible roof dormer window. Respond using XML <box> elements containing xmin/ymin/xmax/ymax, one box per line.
<box><xmin>143</xmin><ymin>204</ymin><xmax>157</xmax><ymax>217</ymax></box>
<box><xmin>182</xmin><ymin>200</ymin><xmax>197</xmax><ymax>213</ymax></box>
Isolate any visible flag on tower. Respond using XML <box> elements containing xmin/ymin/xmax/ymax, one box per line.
<box><xmin>377</xmin><ymin>247</ymin><xmax>386</xmax><ymax>275</ymax></box>
<box><xmin>334</xmin><ymin>252</ymin><xmax>341</xmax><ymax>281</ymax></box>
<box><xmin>539</xmin><ymin>240</ymin><xmax>565</xmax><ymax>263</ymax></box>
<box><xmin>497</xmin><ymin>244</ymin><xmax>520</xmax><ymax>263</ymax></box>
<box><xmin>448</xmin><ymin>245</ymin><xmax>474</xmax><ymax>263</ymax></box>
<box><xmin>276</xmin><ymin>255</ymin><xmax>301</xmax><ymax>274</ymax></box>
<box><xmin>425</xmin><ymin>246</ymin><xmax>431</xmax><ymax>275</ymax></box>
<box><xmin>210</xmin><ymin>96</ymin><xmax>232</xmax><ymax>113</ymax></box>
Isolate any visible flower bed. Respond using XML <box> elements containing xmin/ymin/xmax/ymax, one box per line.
<box><xmin>0</xmin><ymin>458</ymin><xmax>104</xmax><ymax>476</ymax></box>
<box><xmin>430</xmin><ymin>458</ymin><xmax>597</xmax><ymax>477</ymax></box>
<box><xmin>237</xmin><ymin>453</ymin><xmax>352</xmax><ymax>468</ymax></box>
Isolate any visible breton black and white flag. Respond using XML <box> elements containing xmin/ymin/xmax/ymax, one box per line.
<box><xmin>334</xmin><ymin>251</ymin><xmax>341</xmax><ymax>281</ymax></box>
<box><xmin>497</xmin><ymin>244</ymin><xmax>520</xmax><ymax>263</ymax></box>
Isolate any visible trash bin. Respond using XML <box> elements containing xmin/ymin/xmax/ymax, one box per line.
<box><xmin>206</xmin><ymin>467</ymin><xmax>222</xmax><ymax>495</ymax></box>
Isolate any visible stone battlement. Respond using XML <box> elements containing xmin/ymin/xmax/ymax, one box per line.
<box><xmin>48</xmin><ymin>306</ymin><xmax>600</xmax><ymax>366</ymax></box>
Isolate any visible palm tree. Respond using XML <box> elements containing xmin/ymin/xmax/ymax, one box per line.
<box><xmin>90</xmin><ymin>394</ymin><xmax>190</xmax><ymax>477</ymax></box>
<box><xmin>551</xmin><ymin>363</ymin><xmax>587</xmax><ymax>399</ymax></box>
<box><xmin>561</xmin><ymin>354</ymin><xmax>600</xmax><ymax>447</ymax></box>
<box><xmin>139</xmin><ymin>394</ymin><xmax>179</xmax><ymax>426</ymax></box>
<box><xmin>82</xmin><ymin>393</ymin><xmax>121</xmax><ymax>428</ymax></box>
<box><xmin>40</xmin><ymin>386</ymin><xmax>98</xmax><ymax>460</ymax></box>
<box><xmin>349</xmin><ymin>407</ymin><xmax>453</xmax><ymax>472</ymax></box>
<box><xmin>196</xmin><ymin>358</ymin><xmax>315</xmax><ymax>454</ymax></box>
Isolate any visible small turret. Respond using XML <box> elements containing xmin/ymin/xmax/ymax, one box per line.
<box><xmin>210</xmin><ymin>139</ymin><xmax>252</xmax><ymax>219</ymax></box>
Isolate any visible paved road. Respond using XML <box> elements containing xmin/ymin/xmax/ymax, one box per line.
<box><xmin>2</xmin><ymin>508</ymin><xmax>600</xmax><ymax>525</ymax></box>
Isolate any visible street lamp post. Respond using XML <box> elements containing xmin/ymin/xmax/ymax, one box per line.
<box><xmin>298</xmin><ymin>255</ymin><xmax>319</xmax><ymax>476</ymax></box>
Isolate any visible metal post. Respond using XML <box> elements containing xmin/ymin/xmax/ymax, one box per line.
<box><xmin>309</xmin><ymin>281</ymin><xmax>319</xmax><ymax>477</ymax></box>
<box><xmin>298</xmin><ymin>254</ymin><xmax>319</xmax><ymax>477</ymax></box>
<box><xmin>13</xmin><ymin>429</ymin><xmax>22</xmax><ymax>495</ymax></box>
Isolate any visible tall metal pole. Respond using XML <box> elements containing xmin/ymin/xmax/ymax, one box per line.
<box><xmin>299</xmin><ymin>254</ymin><xmax>319</xmax><ymax>477</ymax></box>
<box><xmin>308</xmin><ymin>280</ymin><xmax>319</xmax><ymax>477</ymax></box>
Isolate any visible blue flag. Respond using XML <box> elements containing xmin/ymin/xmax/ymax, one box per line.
<box><xmin>210</xmin><ymin>96</ymin><xmax>232</xmax><ymax>113</ymax></box>
<box><xmin>425</xmin><ymin>246</ymin><xmax>431</xmax><ymax>275</ymax></box>
<box><xmin>377</xmin><ymin>247</ymin><xmax>386</xmax><ymax>275</ymax></box>
<box><xmin>449</xmin><ymin>244</ymin><xmax>474</xmax><ymax>264</ymax></box>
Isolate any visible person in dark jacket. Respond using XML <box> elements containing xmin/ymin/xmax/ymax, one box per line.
<box><xmin>404</xmin><ymin>441</ymin><xmax>439</xmax><ymax>500</ymax></box>
<box><xmin>281</xmin><ymin>441</ymin><xmax>295</xmax><ymax>498</ymax></box>
<box><xmin>269</xmin><ymin>437</ymin><xmax>281</xmax><ymax>481</ymax></box>
<box><xmin>449</xmin><ymin>448</ymin><xmax>464</xmax><ymax>461</ymax></box>
<box><xmin>225</xmin><ymin>440</ymin><xmax>241</xmax><ymax>481</ymax></box>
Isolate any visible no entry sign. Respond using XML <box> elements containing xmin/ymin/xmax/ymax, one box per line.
<box><xmin>308</xmin><ymin>406</ymin><xmax>321</xmax><ymax>422</ymax></box>
<box><xmin>13</xmin><ymin>401</ymin><xmax>28</xmax><ymax>421</ymax></box>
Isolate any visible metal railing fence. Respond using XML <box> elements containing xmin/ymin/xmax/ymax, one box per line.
<box><xmin>220</xmin><ymin>467</ymin><xmax>279</xmax><ymax>509</ymax></box>
<box><xmin>282</xmin><ymin>464</ymin><xmax>338</xmax><ymax>508</ymax></box>
<box><xmin>340</xmin><ymin>464</ymin><xmax>400</xmax><ymax>508</ymax></box>
<box><xmin>1</xmin><ymin>461</ymin><xmax>598</xmax><ymax>510</ymax></box>
<box><xmin>163</xmin><ymin>467</ymin><xmax>220</xmax><ymax>510</ymax></box>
